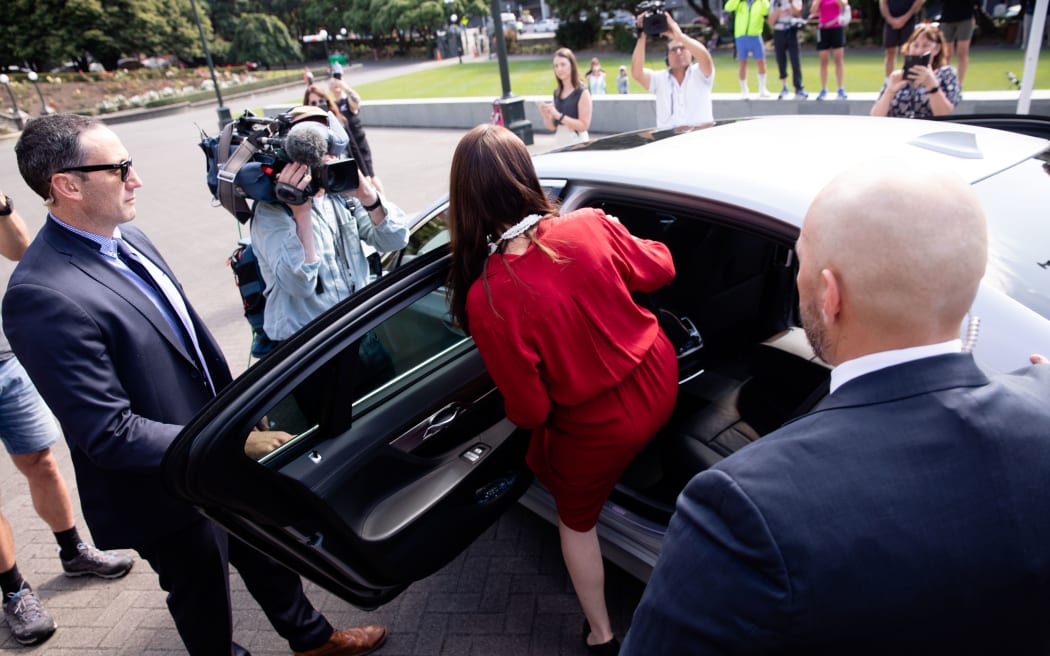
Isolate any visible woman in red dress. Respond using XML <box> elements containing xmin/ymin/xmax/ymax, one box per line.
<box><xmin>447</xmin><ymin>124</ymin><xmax>678</xmax><ymax>654</ymax></box>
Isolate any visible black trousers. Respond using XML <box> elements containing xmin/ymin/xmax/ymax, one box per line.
<box><xmin>137</xmin><ymin>517</ymin><xmax>332</xmax><ymax>655</ymax></box>
<box><xmin>774</xmin><ymin>28</ymin><xmax>804</xmax><ymax>92</ymax></box>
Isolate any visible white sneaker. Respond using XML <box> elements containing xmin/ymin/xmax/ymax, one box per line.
<box><xmin>759</xmin><ymin>88</ymin><xmax>772</xmax><ymax>98</ymax></box>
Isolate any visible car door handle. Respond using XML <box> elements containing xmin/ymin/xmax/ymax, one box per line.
<box><xmin>421</xmin><ymin>403</ymin><xmax>463</xmax><ymax>442</ymax></box>
<box><xmin>390</xmin><ymin>402</ymin><xmax>468</xmax><ymax>453</ymax></box>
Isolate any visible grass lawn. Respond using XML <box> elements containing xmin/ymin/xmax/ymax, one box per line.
<box><xmin>353</xmin><ymin>47</ymin><xmax>1049</xmax><ymax>99</ymax></box>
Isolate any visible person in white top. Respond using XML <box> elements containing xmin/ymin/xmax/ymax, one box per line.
<box><xmin>631</xmin><ymin>12</ymin><xmax>715</xmax><ymax>130</ymax></box>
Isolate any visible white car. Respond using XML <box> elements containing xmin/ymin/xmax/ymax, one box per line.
<box><xmin>526</xmin><ymin>18</ymin><xmax>561</xmax><ymax>33</ymax></box>
<box><xmin>165</xmin><ymin>115</ymin><xmax>1050</xmax><ymax>607</ymax></box>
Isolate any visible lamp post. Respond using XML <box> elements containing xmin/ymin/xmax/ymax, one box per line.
<box><xmin>489</xmin><ymin>0</ymin><xmax>532</xmax><ymax>144</ymax></box>
<box><xmin>25</xmin><ymin>71</ymin><xmax>50</xmax><ymax>115</ymax></box>
<box><xmin>318</xmin><ymin>29</ymin><xmax>330</xmax><ymax>67</ymax></box>
<box><xmin>188</xmin><ymin>0</ymin><xmax>230</xmax><ymax>129</ymax></box>
<box><xmin>0</xmin><ymin>74</ymin><xmax>24</xmax><ymax>130</ymax></box>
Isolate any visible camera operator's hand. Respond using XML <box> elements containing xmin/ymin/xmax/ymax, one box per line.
<box><xmin>662</xmin><ymin>13</ymin><xmax>684</xmax><ymax>39</ymax></box>
<box><xmin>277</xmin><ymin>162</ymin><xmax>314</xmax><ymax>201</ymax></box>
<box><xmin>346</xmin><ymin>169</ymin><xmax>387</xmax><ymax>225</ymax></box>
<box><xmin>277</xmin><ymin>162</ymin><xmax>319</xmax><ymax>262</ymax></box>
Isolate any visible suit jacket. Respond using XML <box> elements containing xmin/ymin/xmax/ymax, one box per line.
<box><xmin>623</xmin><ymin>353</ymin><xmax>1050</xmax><ymax>655</ymax></box>
<box><xmin>2</xmin><ymin>219</ymin><xmax>233</xmax><ymax>549</ymax></box>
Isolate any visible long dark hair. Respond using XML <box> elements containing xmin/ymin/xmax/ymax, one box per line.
<box><xmin>303</xmin><ymin>84</ymin><xmax>348</xmax><ymax>129</ymax></box>
<box><xmin>446</xmin><ymin>124</ymin><xmax>558</xmax><ymax>334</ymax></box>
<box><xmin>553</xmin><ymin>47</ymin><xmax>583</xmax><ymax>96</ymax></box>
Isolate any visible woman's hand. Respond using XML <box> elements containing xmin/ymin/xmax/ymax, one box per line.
<box><xmin>886</xmin><ymin>69</ymin><xmax>908</xmax><ymax>92</ymax></box>
<box><xmin>906</xmin><ymin>63</ymin><xmax>938</xmax><ymax>90</ymax></box>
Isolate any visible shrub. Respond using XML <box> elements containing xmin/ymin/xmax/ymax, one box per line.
<box><xmin>556</xmin><ymin>17</ymin><xmax>602</xmax><ymax>51</ymax></box>
<box><xmin>612</xmin><ymin>24</ymin><xmax>637</xmax><ymax>53</ymax></box>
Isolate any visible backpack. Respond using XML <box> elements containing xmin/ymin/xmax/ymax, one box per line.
<box><xmin>228</xmin><ymin>239</ymin><xmax>275</xmax><ymax>358</ymax></box>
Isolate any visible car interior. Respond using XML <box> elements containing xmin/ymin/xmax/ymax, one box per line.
<box><xmin>586</xmin><ymin>198</ymin><xmax>832</xmax><ymax>523</ymax></box>
<box><xmin>235</xmin><ymin>195</ymin><xmax>833</xmax><ymax>590</ymax></box>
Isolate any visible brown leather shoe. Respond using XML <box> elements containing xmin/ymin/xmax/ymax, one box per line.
<box><xmin>293</xmin><ymin>625</ymin><xmax>387</xmax><ymax>656</ymax></box>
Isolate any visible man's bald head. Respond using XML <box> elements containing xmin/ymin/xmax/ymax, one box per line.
<box><xmin>798</xmin><ymin>163</ymin><xmax>987</xmax><ymax>361</ymax></box>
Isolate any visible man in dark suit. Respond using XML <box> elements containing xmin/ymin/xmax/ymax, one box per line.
<box><xmin>3</xmin><ymin>114</ymin><xmax>386</xmax><ymax>656</ymax></box>
<box><xmin>622</xmin><ymin>164</ymin><xmax>1050</xmax><ymax>654</ymax></box>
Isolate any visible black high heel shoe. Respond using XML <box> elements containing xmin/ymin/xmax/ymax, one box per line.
<box><xmin>582</xmin><ymin>619</ymin><xmax>621</xmax><ymax>655</ymax></box>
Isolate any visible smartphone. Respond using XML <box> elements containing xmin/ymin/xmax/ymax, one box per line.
<box><xmin>903</xmin><ymin>52</ymin><xmax>931</xmax><ymax>78</ymax></box>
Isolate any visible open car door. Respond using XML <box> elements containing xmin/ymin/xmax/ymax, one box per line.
<box><xmin>162</xmin><ymin>217</ymin><xmax>532</xmax><ymax>609</ymax></box>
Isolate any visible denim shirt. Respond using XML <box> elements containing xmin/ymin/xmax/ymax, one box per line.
<box><xmin>251</xmin><ymin>194</ymin><xmax>409</xmax><ymax>341</ymax></box>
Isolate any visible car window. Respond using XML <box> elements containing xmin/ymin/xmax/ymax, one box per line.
<box><xmin>973</xmin><ymin>152</ymin><xmax>1050</xmax><ymax>321</ymax></box>
<box><xmin>248</xmin><ymin>285</ymin><xmax>469</xmax><ymax>464</ymax></box>
<box><xmin>382</xmin><ymin>206</ymin><xmax>449</xmax><ymax>271</ymax></box>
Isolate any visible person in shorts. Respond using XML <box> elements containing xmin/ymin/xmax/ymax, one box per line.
<box><xmin>940</xmin><ymin>0</ymin><xmax>976</xmax><ymax>84</ymax></box>
<box><xmin>812</xmin><ymin>0</ymin><xmax>849</xmax><ymax>99</ymax></box>
<box><xmin>725</xmin><ymin>0</ymin><xmax>772</xmax><ymax>98</ymax></box>
<box><xmin>880</xmin><ymin>0</ymin><xmax>925</xmax><ymax>77</ymax></box>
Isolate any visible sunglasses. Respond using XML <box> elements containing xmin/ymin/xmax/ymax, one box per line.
<box><xmin>57</xmin><ymin>158</ymin><xmax>133</xmax><ymax>182</ymax></box>
<box><xmin>309</xmin><ymin>99</ymin><xmax>326</xmax><ymax>106</ymax></box>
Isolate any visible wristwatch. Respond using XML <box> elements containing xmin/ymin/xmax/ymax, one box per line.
<box><xmin>0</xmin><ymin>194</ymin><xmax>13</xmax><ymax>217</ymax></box>
<box><xmin>928</xmin><ymin>85</ymin><xmax>941</xmax><ymax>94</ymax></box>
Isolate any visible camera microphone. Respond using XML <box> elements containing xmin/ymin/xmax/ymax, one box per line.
<box><xmin>284</xmin><ymin>121</ymin><xmax>330</xmax><ymax>169</ymax></box>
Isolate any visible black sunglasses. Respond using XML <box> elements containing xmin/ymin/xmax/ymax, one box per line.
<box><xmin>57</xmin><ymin>159</ymin><xmax>133</xmax><ymax>182</ymax></box>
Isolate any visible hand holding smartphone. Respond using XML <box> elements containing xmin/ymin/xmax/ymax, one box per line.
<box><xmin>903</xmin><ymin>52</ymin><xmax>931</xmax><ymax>79</ymax></box>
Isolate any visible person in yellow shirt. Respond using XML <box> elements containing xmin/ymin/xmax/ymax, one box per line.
<box><xmin>725</xmin><ymin>0</ymin><xmax>772</xmax><ymax>98</ymax></box>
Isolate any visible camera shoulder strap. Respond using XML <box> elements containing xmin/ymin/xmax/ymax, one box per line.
<box><xmin>216</xmin><ymin>120</ymin><xmax>256</xmax><ymax>224</ymax></box>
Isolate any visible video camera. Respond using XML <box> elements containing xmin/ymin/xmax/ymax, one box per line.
<box><xmin>199</xmin><ymin>109</ymin><xmax>358</xmax><ymax>223</ymax></box>
<box><xmin>637</xmin><ymin>0</ymin><xmax>669</xmax><ymax>36</ymax></box>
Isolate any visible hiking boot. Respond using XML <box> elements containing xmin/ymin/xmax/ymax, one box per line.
<box><xmin>61</xmin><ymin>543</ymin><xmax>134</xmax><ymax>579</ymax></box>
<box><xmin>3</xmin><ymin>588</ymin><xmax>56</xmax><ymax>646</ymax></box>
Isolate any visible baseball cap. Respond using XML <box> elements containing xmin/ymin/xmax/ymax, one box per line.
<box><xmin>287</xmin><ymin>104</ymin><xmax>330</xmax><ymax>125</ymax></box>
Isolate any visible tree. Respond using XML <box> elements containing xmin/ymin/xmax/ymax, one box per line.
<box><xmin>544</xmin><ymin>0</ymin><xmax>618</xmax><ymax>48</ymax></box>
<box><xmin>229</xmin><ymin>13</ymin><xmax>302</xmax><ymax>66</ymax></box>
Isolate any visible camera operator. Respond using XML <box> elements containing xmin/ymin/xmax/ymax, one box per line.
<box><xmin>249</xmin><ymin>106</ymin><xmax>409</xmax><ymax>344</ymax></box>
<box><xmin>630</xmin><ymin>8</ymin><xmax>715</xmax><ymax>130</ymax></box>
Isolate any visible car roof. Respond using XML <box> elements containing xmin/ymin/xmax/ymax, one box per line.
<box><xmin>533</xmin><ymin>115</ymin><xmax>1049</xmax><ymax>228</ymax></box>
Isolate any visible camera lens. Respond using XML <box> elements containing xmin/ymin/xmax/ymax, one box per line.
<box><xmin>322</xmin><ymin>159</ymin><xmax>360</xmax><ymax>194</ymax></box>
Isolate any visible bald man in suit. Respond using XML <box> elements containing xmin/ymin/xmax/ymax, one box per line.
<box><xmin>623</xmin><ymin>165</ymin><xmax>1050</xmax><ymax>655</ymax></box>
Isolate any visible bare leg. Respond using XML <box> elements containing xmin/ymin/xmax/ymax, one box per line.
<box><xmin>819</xmin><ymin>50</ymin><xmax>830</xmax><ymax>89</ymax></box>
<box><xmin>956</xmin><ymin>39</ymin><xmax>971</xmax><ymax>85</ymax></box>
<box><xmin>0</xmin><ymin>509</ymin><xmax>16</xmax><ymax>572</ymax></box>
<box><xmin>884</xmin><ymin>46</ymin><xmax>898</xmax><ymax>77</ymax></box>
<box><xmin>559</xmin><ymin>519</ymin><xmax>613</xmax><ymax>646</ymax></box>
<box><xmin>10</xmin><ymin>448</ymin><xmax>75</xmax><ymax>533</ymax></box>
<box><xmin>738</xmin><ymin>58</ymin><xmax>748</xmax><ymax>84</ymax></box>
<box><xmin>834</xmin><ymin>48</ymin><xmax>846</xmax><ymax>89</ymax></box>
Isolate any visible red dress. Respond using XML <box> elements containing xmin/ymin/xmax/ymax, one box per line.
<box><xmin>466</xmin><ymin>208</ymin><xmax>678</xmax><ymax>531</ymax></box>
